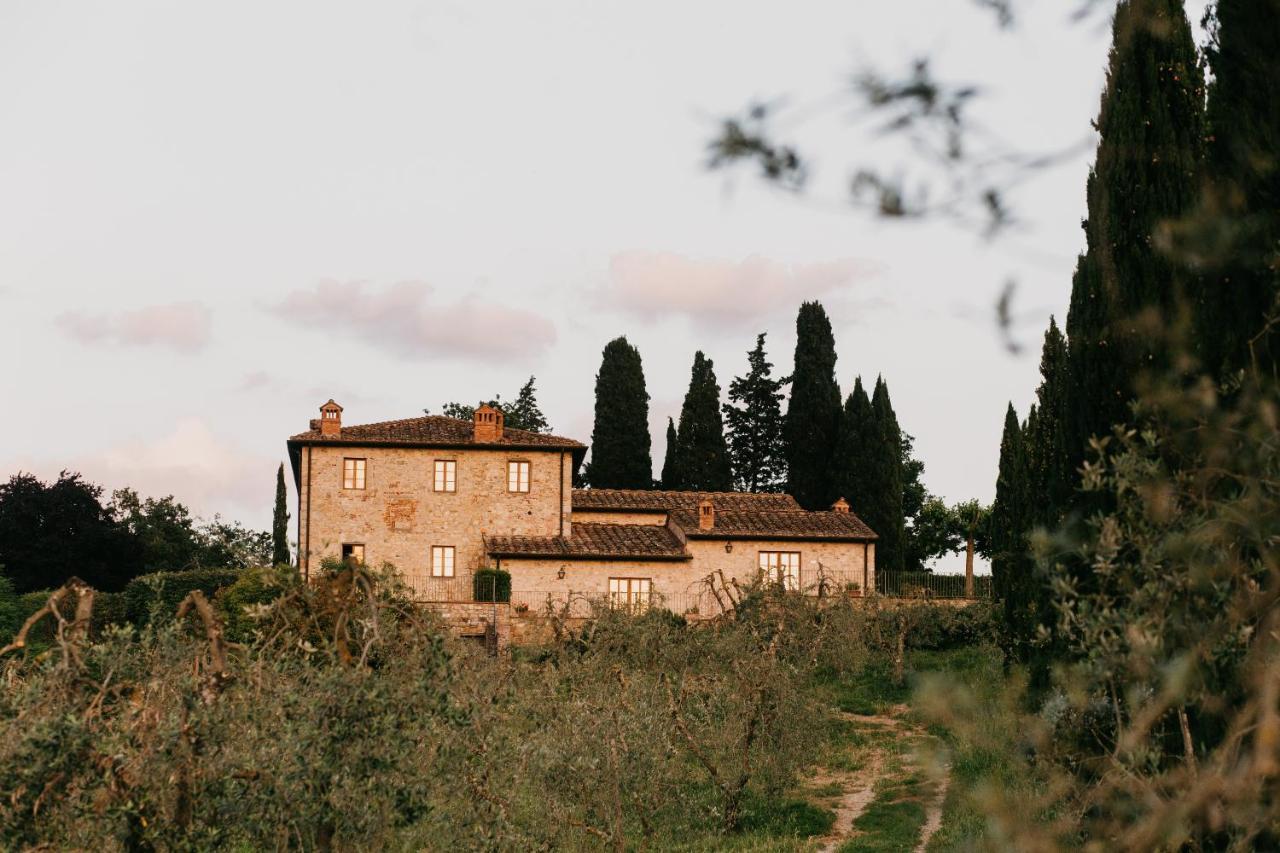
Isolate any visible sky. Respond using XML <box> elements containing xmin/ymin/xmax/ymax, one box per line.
<box><xmin>0</xmin><ymin>1</ymin><xmax>1211</xmax><ymax>570</ymax></box>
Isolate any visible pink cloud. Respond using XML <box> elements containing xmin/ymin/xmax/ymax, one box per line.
<box><xmin>6</xmin><ymin>418</ymin><xmax>277</xmax><ymax>527</ymax></box>
<box><xmin>270</xmin><ymin>280</ymin><xmax>556</xmax><ymax>362</ymax></box>
<box><xmin>57</xmin><ymin>301</ymin><xmax>212</xmax><ymax>354</ymax></box>
<box><xmin>602</xmin><ymin>252</ymin><xmax>879</xmax><ymax>330</ymax></box>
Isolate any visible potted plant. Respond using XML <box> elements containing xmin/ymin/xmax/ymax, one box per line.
<box><xmin>514</xmin><ymin>602</ymin><xmax>530</xmax><ymax>615</ymax></box>
<box><xmin>845</xmin><ymin>581</ymin><xmax>862</xmax><ymax>598</ymax></box>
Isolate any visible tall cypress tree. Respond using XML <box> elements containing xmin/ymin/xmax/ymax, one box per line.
<box><xmin>723</xmin><ymin>333</ymin><xmax>788</xmax><ymax>492</ymax></box>
<box><xmin>586</xmin><ymin>337</ymin><xmax>653</xmax><ymax>489</ymax></box>
<box><xmin>832</xmin><ymin>377</ymin><xmax>872</xmax><ymax>514</ymax></box>
<box><xmin>784</xmin><ymin>302</ymin><xmax>842</xmax><ymax>509</ymax></box>
<box><xmin>1026</xmin><ymin>318</ymin><xmax>1071</xmax><ymax>525</ymax></box>
<box><xmin>660</xmin><ymin>417</ymin><xmax>680</xmax><ymax>489</ymax></box>
<box><xmin>1064</xmin><ymin>0</ymin><xmax>1204</xmax><ymax>477</ymax></box>
<box><xmin>1196</xmin><ymin>0</ymin><xmax>1280</xmax><ymax>378</ymax></box>
<box><xmin>991</xmin><ymin>404</ymin><xmax>1033</xmax><ymax>660</ymax></box>
<box><xmin>673</xmin><ymin>352</ymin><xmax>734</xmax><ymax>491</ymax></box>
<box><xmin>865</xmin><ymin>377</ymin><xmax>906</xmax><ymax>572</ymax></box>
<box><xmin>272</xmin><ymin>463</ymin><xmax>290</xmax><ymax>566</ymax></box>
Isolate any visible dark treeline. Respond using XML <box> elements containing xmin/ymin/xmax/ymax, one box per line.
<box><xmin>0</xmin><ymin>471</ymin><xmax>281</xmax><ymax>594</ymax></box>
<box><xmin>991</xmin><ymin>0</ymin><xmax>1280</xmax><ymax>675</ymax></box>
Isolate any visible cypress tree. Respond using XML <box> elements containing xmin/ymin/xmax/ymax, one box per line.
<box><xmin>866</xmin><ymin>377</ymin><xmax>906</xmax><ymax>572</ymax></box>
<box><xmin>660</xmin><ymin>418</ymin><xmax>680</xmax><ymax>489</ymax></box>
<box><xmin>586</xmin><ymin>337</ymin><xmax>653</xmax><ymax>489</ymax></box>
<box><xmin>1064</xmin><ymin>0</ymin><xmax>1204</xmax><ymax>476</ymax></box>
<box><xmin>272</xmin><ymin>463</ymin><xmax>290</xmax><ymax>566</ymax></box>
<box><xmin>991</xmin><ymin>404</ymin><xmax>1033</xmax><ymax>661</ymax></box>
<box><xmin>1027</xmin><ymin>318</ymin><xmax>1071</xmax><ymax>525</ymax></box>
<box><xmin>783</xmin><ymin>301</ymin><xmax>842</xmax><ymax>509</ymax></box>
<box><xmin>673</xmin><ymin>352</ymin><xmax>734</xmax><ymax>491</ymax></box>
<box><xmin>1196</xmin><ymin>0</ymin><xmax>1280</xmax><ymax>378</ymax></box>
<box><xmin>723</xmin><ymin>333</ymin><xmax>788</xmax><ymax>492</ymax></box>
<box><xmin>832</xmin><ymin>377</ymin><xmax>873</xmax><ymax>515</ymax></box>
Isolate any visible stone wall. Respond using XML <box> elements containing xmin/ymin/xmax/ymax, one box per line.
<box><xmin>298</xmin><ymin>444</ymin><xmax>573</xmax><ymax>582</ymax></box>
<box><xmin>498</xmin><ymin>537</ymin><xmax>875</xmax><ymax>618</ymax></box>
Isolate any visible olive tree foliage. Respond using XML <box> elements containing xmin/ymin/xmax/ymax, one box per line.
<box><xmin>0</xmin><ymin>562</ymin><xmax>873</xmax><ymax>850</ymax></box>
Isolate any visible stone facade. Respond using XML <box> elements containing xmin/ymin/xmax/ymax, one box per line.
<box><xmin>296</xmin><ymin>442</ymin><xmax>573</xmax><ymax>590</ymax></box>
<box><xmin>289</xmin><ymin>403</ymin><xmax>879</xmax><ymax>635</ymax></box>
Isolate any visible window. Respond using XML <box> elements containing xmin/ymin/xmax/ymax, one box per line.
<box><xmin>609</xmin><ymin>577</ymin><xmax>651</xmax><ymax>612</ymax></box>
<box><xmin>507</xmin><ymin>460</ymin><xmax>530</xmax><ymax>493</ymax></box>
<box><xmin>431</xmin><ymin>545</ymin><xmax>456</xmax><ymax>578</ymax></box>
<box><xmin>343</xmin><ymin>458</ymin><xmax>366</xmax><ymax>490</ymax></box>
<box><xmin>434</xmin><ymin>459</ymin><xmax>456</xmax><ymax>492</ymax></box>
<box><xmin>758</xmin><ymin>551</ymin><xmax>801</xmax><ymax>590</ymax></box>
<box><xmin>341</xmin><ymin>543</ymin><xmax>365</xmax><ymax>565</ymax></box>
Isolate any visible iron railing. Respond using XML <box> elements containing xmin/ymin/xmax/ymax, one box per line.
<box><xmin>876</xmin><ymin>571</ymin><xmax>992</xmax><ymax>600</ymax></box>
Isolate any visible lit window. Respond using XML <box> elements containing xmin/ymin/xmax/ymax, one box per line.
<box><xmin>758</xmin><ymin>551</ymin><xmax>800</xmax><ymax>590</ymax></box>
<box><xmin>341</xmin><ymin>543</ymin><xmax>365</xmax><ymax>565</ymax></box>
<box><xmin>343</xmin><ymin>458</ymin><xmax>366</xmax><ymax>490</ymax></box>
<box><xmin>609</xmin><ymin>577</ymin><xmax>651</xmax><ymax>612</ymax></box>
<box><xmin>431</xmin><ymin>545</ymin><xmax>455</xmax><ymax>578</ymax></box>
<box><xmin>434</xmin><ymin>460</ymin><xmax>456</xmax><ymax>492</ymax></box>
<box><xmin>507</xmin><ymin>460</ymin><xmax>530</xmax><ymax>493</ymax></box>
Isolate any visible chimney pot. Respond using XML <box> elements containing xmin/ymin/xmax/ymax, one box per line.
<box><xmin>698</xmin><ymin>498</ymin><xmax>715</xmax><ymax>531</ymax></box>
<box><xmin>831</xmin><ymin>497</ymin><xmax>850</xmax><ymax>513</ymax></box>
<box><xmin>473</xmin><ymin>403</ymin><xmax>505</xmax><ymax>443</ymax></box>
<box><xmin>318</xmin><ymin>400</ymin><xmax>343</xmax><ymax>437</ymax></box>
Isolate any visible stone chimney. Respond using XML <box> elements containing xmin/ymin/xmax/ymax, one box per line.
<box><xmin>831</xmin><ymin>497</ymin><xmax>850</xmax><ymax>514</ymax></box>
<box><xmin>318</xmin><ymin>399</ymin><xmax>343</xmax><ymax>437</ymax></box>
<box><xmin>473</xmin><ymin>403</ymin><xmax>505</xmax><ymax>443</ymax></box>
<box><xmin>698</xmin><ymin>498</ymin><xmax>715</xmax><ymax>531</ymax></box>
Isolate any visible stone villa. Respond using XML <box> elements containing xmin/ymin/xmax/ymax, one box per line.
<box><xmin>288</xmin><ymin>401</ymin><xmax>877</xmax><ymax>615</ymax></box>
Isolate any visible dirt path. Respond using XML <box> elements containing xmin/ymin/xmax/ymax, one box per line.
<box><xmin>914</xmin><ymin>762</ymin><xmax>950</xmax><ymax>852</ymax></box>
<box><xmin>812</xmin><ymin>752</ymin><xmax>884</xmax><ymax>853</ymax></box>
<box><xmin>812</xmin><ymin>705</ymin><xmax>951</xmax><ymax>853</ymax></box>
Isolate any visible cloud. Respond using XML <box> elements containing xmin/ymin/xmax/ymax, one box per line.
<box><xmin>601</xmin><ymin>252</ymin><xmax>879</xmax><ymax>331</ymax></box>
<box><xmin>6</xmin><ymin>418</ymin><xmax>276</xmax><ymax>527</ymax></box>
<box><xmin>57</xmin><ymin>301</ymin><xmax>212</xmax><ymax>354</ymax></box>
<box><xmin>270</xmin><ymin>280</ymin><xmax>556</xmax><ymax>362</ymax></box>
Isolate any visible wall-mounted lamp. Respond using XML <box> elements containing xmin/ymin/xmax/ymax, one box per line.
<box><xmin>557</xmin><ymin>566</ymin><xmax>566</xmax><ymax>580</ymax></box>
<box><xmin>724</xmin><ymin>542</ymin><xmax>733</xmax><ymax>554</ymax></box>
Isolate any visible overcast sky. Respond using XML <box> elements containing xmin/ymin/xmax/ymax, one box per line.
<box><xmin>0</xmin><ymin>1</ymin><xmax>1210</xmax><ymax>568</ymax></box>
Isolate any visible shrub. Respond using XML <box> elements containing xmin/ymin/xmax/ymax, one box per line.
<box><xmin>90</xmin><ymin>591</ymin><xmax>129</xmax><ymax>635</ymax></box>
<box><xmin>0</xmin><ymin>575</ymin><xmax>21</xmax><ymax>642</ymax></box>
<box><xmin>122</xmin><ymin>568</ymin><xmax>242</xmax><ymax>626</ymax></box>
<box><xmin>471</xmin><ymin>567</ymin><xmax>510</xmax><ymax>602</ymax></box>
<box><xmin>215</xmin><ymin>564</ymin><xmax>299</xmax><ymax>642</ymax></box>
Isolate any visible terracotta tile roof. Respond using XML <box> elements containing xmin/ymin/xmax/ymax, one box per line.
<box><xmin>668</xmin><ymin>508</ymin><xmax>877</xmax><ymax>541</ymax></box>
<box><xmin>485</xmin><ymin>522</ymin><xmax>690</xmax><ymax>561</ymax></box>
<box><xmin>288</xmin><ymin>415</ymin><xmax>585</xmax><ymax>451</ymax></box>
<box><xmin>572</xmin><ymin>488</ymin><xmax>801</xmax><ymax>513</ymax></box>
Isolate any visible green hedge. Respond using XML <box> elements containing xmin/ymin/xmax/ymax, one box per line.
<box><xmin>216</xmin><ymin>565</ymin><xmax>300</xmax><ymax>643</ymax></box>
<box><xmin>123</xmin><ymin>568</ymin><xmax>243</xmax><ymax>626</ymax></box>
<box><xmin>472</xmin><ymin>568</ymin><xmax>511</xmax><ymax>603</ymax></box>
<box><xmin>901</xmin><ymin>601</ymin><xmax>998</xmax><ymax>651</ymax></box>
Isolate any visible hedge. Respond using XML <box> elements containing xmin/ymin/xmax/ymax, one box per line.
<box><xmin>472</xmin><ymin>568</ymin><xmax>511</xmax><ymax>603</ymax></box>
<box><xmin>123</xmin><ymin>568</ymin><xmax>243</xmax><ymax>626</ymax></box>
